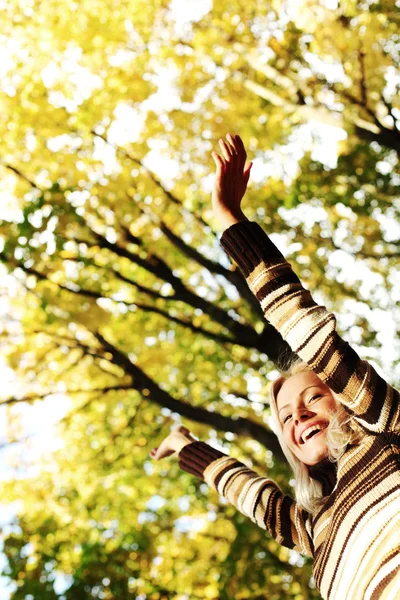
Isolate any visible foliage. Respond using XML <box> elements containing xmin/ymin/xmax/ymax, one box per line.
<box><xmin>0</xmin><ymin>0</ymin><xmax>399</xmax><ymax>598</ymax></box>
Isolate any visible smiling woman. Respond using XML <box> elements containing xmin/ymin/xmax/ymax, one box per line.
<box><xmin>151</xmin><ymin>134</ymin><xmax>400</xmax><ymax>600</ymax></box>
<box><xmin>269</xmin><ymin>360</ymin><xmax>364</xmax><ymax>514</ymax></box>
<box><xmin>275</xmin><ymin>370</ymin><xmax>336</xmax><ymax>463</ymax></box>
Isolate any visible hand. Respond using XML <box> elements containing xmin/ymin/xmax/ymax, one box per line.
<box><xmin>149</xmin><ymin>426</ymin><xmax>196</xmax><ymax>460</ymax></box>
<box><xmin>211</xmin><ymin>133</ymin><xmax>252</xmax><ymax>228</ymax></box>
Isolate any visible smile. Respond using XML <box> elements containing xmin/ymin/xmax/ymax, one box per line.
<box><xmin>300</xmin><ymin>423</ymin><xmax>328</xmax><ymax>444</ymax></box>
<box><xmin>303</xmin><ymin>429</ymin><xmax>325</xmax><ymax>443</ymax></box>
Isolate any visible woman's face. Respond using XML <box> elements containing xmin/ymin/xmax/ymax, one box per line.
<box><xmin>276</xmin><ymin>371</ymin><xmax>337</xmax><ymax>466</ymax></box>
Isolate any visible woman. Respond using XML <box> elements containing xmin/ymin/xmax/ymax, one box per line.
<box><xmin>150</xmin><ymin>134</ymin><xmax>400</xmax><ymax>599</ymax></box>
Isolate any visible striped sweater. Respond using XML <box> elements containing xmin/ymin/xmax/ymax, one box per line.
<box><xmin>178</xmin><ymin>221</ymin><xmax>400</xmax><ymax>600</ymax></box>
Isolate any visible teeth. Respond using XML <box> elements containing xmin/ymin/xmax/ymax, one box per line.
<box><xmin>301</xmin><ymin>424</ymin><xmax>324</xmax><ymax>444</ymax></box>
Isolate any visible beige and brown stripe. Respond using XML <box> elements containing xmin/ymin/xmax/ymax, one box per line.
<box><xmin>178</xmin><ymin>221</ymin><xmax>400</xmax><ymax>599</ymax></box>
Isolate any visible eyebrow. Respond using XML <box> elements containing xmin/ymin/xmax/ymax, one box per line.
<box><xmin>278</xmin><ymin>385</ymin><xmax>321</xmax><ymax>417</ymax></box>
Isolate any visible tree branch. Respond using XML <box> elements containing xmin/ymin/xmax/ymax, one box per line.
<box><xmin>90</xmin><ymin>129</ymin><xmax>216</xmax><ymax>235</ymax></box>
<box><xmin>134</xmin><ymin>302</ymin><xmax>237</xmax><ymax>345</ymax></box>
<box><xmin>0</xmin><ymin>385</ymin><xmax>134</xmax><ymax>407</ymax></box>
<box><xmin>2</xmin><ymin>164</ymin><xmax>42</xmax><ymax>190</ymax></box>
<box><xmin>94</xmin><ymin>331</ymin><xmax>286</xmax><ymax>461</ymax></box>
<box><xmin>159</xmin><ymin>219</ymin><xmax>264</xmax><ymax>319</ymax></box>
<box><xmin>354</xmin><ymin>124</ymin><xmax>400</xmax><ymax>153</ymax></box>
<box><xmin>62</xmin><ymin>253</ymin><xmax>169</xmax><ymax>302</ymax></box>
<box><xmin>4</xmin><ymin>248</ymin><xmax>292</xmax><ymax>362</ymax></box>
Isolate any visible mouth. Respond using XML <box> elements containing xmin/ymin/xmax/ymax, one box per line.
<box><xmin>299</xmin><ymin>423</ymin><xmax>328</xmax><ymax>445</ymax></box>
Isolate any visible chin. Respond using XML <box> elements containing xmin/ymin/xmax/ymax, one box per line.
<box><xmin>296</xmin><ymin>433</ymin><xmax>329</xmax><ymax>466</ymax></box>
<box><xmin>304</xmin><ymin>455</ymin><xmax>328</xmax><ymax>466</ymax></box>
<box><xmin>296</xmin><ymin>444</ymin><xmax>329</xmax><ymax>466</ymax></box>
<box><xmin>305</xmin><ymin>448</ymin><xmax>329</xmax><ymax>465</ymax></box>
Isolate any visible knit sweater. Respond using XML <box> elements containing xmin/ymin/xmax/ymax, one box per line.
<box><xmin>178</xmin><ymin>221</ymin><xmax>400</xmax><ymax>600</ymax></box>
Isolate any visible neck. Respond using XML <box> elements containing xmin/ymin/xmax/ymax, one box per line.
<box><xmin>307</xmin><ymin>457</ymin><xmax>337</xmax><ymax>496</ymax></box>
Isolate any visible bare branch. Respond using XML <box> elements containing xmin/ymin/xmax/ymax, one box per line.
<box><xmin>2</xmin><ymin>244</ymin><xmax>265</xmax><ymax>350</ymax></box>
<box><xmin>2</xmin><ymin>164</ymin><xmax>42</xmax><ymax>190</ymax></box>
<box><xmin>61</xmin><ymin>254</ymin><xmax>169</xmax><ymax>301</ymax></box>
<box><xmin>354</xmin><ymin>125</ymin><xmax>400</xmax><ymax>153</ymax></box>
<box><xmin>90</xmin><ymin>130</ymin><xmax>216</xmax><ymax>234</ymax></box>
<box><xmin>134</xmin><ymin>302</ymin><xmax>237</xmax><ymax>345</ymax></box>
<box><xmin>159</xmin><ymin>219</ymin><xmax>264</xmax><ymax>319</ymax></box>
<box><xmin>94</xmin><ymin>331</ymin><xmax>286</xmax><ymax>461</ymax></box>
<box><xmin>358</xmin><ymin>47</ymin><xmax>368</xmax><ymax>108</ymax></box>
<box><xmin>0</xmin><ymin>384</ymin><xmax>135</xmax><ymax>407</ymax></box>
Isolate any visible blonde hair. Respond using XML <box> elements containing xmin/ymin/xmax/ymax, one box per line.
<box><xmin>270</xmin><ymin>358</ymin><xmax>364</xmax><ymax>514</ymax></box>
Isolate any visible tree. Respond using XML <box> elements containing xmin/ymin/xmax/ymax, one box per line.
<box><xmin>0</xmin><ymin>0</ymin><xmax>398</xmax><ymax>598</ymax></box>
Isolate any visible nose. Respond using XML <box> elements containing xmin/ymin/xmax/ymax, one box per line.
<box><xmin>293</xmin><ymin>408</ymin><xmax>313</xmax><ymax>425</ymax></box>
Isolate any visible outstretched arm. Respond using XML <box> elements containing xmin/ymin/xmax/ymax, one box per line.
<box><xmin>212</xmin><ymin>134</ymin><xmax>400</xmax><ymax>433</ymax></box>
<box><xmin>179</xmin><ymin>441</ymin><xmax>314</xmax><ymax>556</ymax></box>
<box><xmin>150</xmin><ymin>427</ymin><xmax>314</xmax><ymax>556</ymax></box>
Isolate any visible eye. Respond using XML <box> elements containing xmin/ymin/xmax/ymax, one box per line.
<box><xmin>308</xmin><ymin>394</ymin><xmax>322</xmax><ymax>403</ymax></box>
<box><xmin>283</xmin><ymin>414</ymin><xmax>291</xmax><ymax>424</ymax></box>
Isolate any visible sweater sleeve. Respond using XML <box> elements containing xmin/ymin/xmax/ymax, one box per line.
<box><xmin>220</xmin><ymin>220</ymin><xmax>400</xmax><ymax>433</ymax></box>
<box><xmin>178</xmin><ymin>441</ymin><xmax>314</xmax><ymax>557</ymax></box>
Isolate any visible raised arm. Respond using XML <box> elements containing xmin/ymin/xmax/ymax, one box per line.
<box><xmin>178</xmin><ymin>440</ymin><xmax>314</xmax><ymax>557</ymax></box>
<box><xmin>212</xmin><ymin>134</ymin><xmax>400</xmax><ymax>434</ymax></box>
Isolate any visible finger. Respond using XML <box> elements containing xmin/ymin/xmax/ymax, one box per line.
<box><xmin>219</xmin><ymin>138</ymin><xmax>233</xmax><ymax>161</ymax></box>
<box><xmin>234</xmin><ymin>134</ymin><xmax>246</xmax><ymax>153</ymax></box>
<box><xmin>227</xmin><ymin>134</ymin><xmax>246</xmax><ymax>172</ymax></box>
<box><xmin>244</xmin><ymin>162</ymin><xmax>253</xmax><ymax>185</ymax></box>
<box><xmin>149</xmin><ymin>447</ymin><xmax>158</xmax><ymax>459</ymax></box>
<box><xmin>175</xmin><ymin>425</ymin><xmax>190</xmax><ymax>435</ymax></box>
<box><xmin>225</xmin><ymin>133</ymin><xmax>238</xmax><ymax>156</ymax></box>
<box><xmin>244</xmin><ymin>161</ymin><xmax>253</xmax><ymax>176</ymax></box>
<box><xmin>212</xmin><ymin>151</ymin><xmax>225</xmax><ymax>171</ymax></box>
<box><xmin>234</xmin><ymin>135</ymin><xmax>247</xmax><ymax>162</ymax></box>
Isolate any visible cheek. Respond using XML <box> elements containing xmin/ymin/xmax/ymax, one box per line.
<box><xmin>322</xmin><ymin>396</ymin><xmax>337</xmax><ymax>415</ymax></box>
<box><xmin>283</xmin><ymin>427</ymin><xmax>298</xmax><ymax>450</ymax></box>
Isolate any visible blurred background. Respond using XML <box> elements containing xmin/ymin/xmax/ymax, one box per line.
<box><xmin>0</xmin><ymin>0</ymin><xmax>399</xmax><ymax>598</ymax></box>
